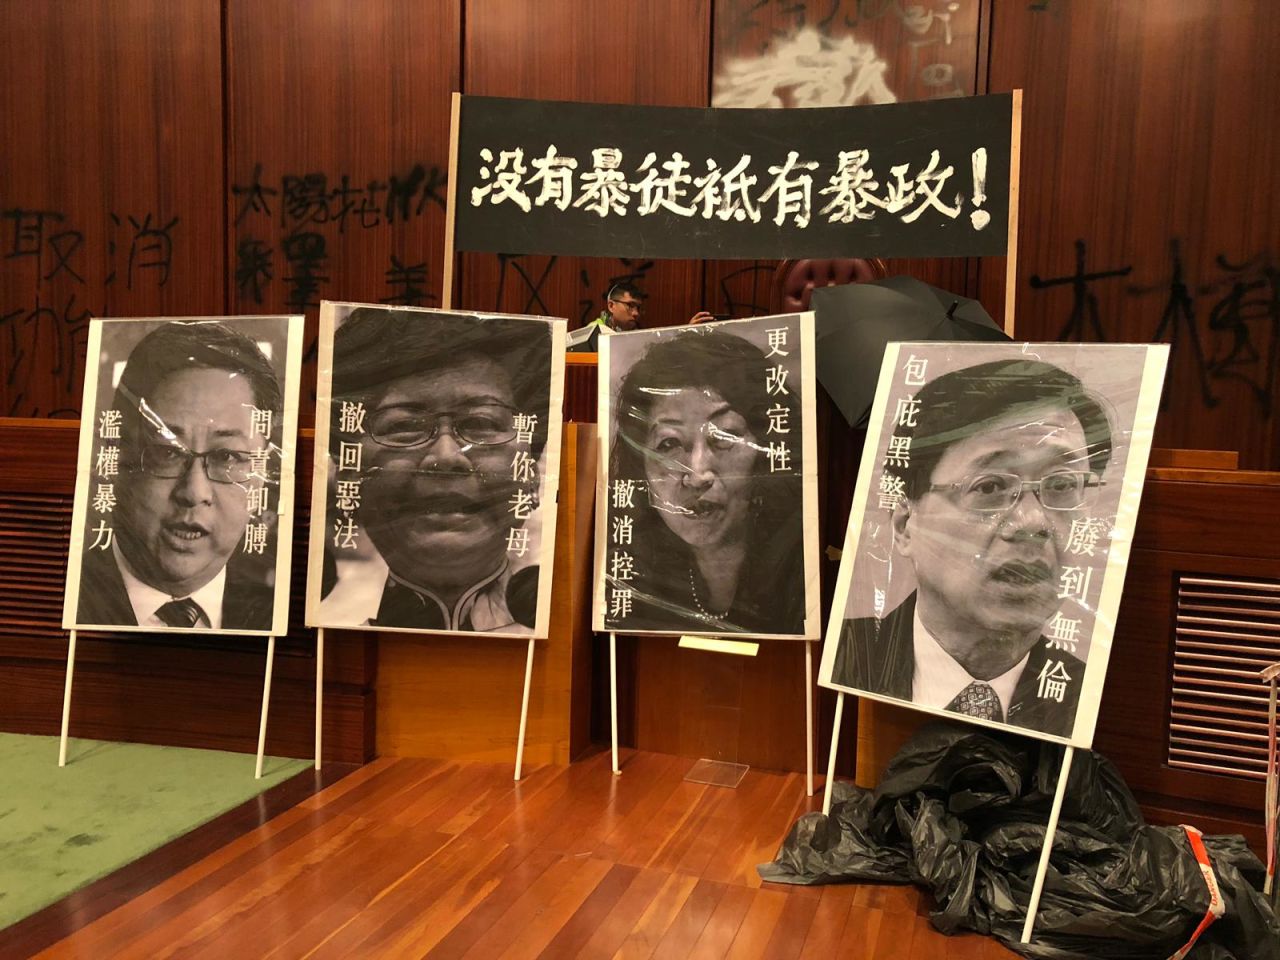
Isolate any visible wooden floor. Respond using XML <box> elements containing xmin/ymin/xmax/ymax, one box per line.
<box><xmin>24</xmin><ymin>750</ymin><xmax>1018</xmax><ymax>959</ymax></box>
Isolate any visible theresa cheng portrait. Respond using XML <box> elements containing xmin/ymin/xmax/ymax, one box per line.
<box><xmin>595</xmin><ymin>314</ymin><xmax>819</xmax><ymax>639</ymax></box>
<box><xmin>307</xmin><ymin>304</ymin><xmax>567</xmax><ymax>639</ymax></box>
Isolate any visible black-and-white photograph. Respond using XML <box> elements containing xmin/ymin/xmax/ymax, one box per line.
<box><xmin>594</xmin><ymin>314</ymin><xmax>819</xmax><ymax>639</ymax></box>
<box><xmin>819</xmin><ymin>342</ymin><xmax>1169</xmax><ymax>746</ymax></box>
<box><xmin>306</xmin><ymin>303</ymin><xmax>567</xmax><ymax>639</ymax></box>
<box><xmin>62</xmin><ymin>316</ymin><xmax>304</xmax><ymax>636</ymax></box>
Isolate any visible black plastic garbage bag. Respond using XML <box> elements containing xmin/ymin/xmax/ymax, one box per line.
<box><xmin>759</xmin><ymin>722</ymin><xmax>1280</xmax><ymax>959</ymax></box>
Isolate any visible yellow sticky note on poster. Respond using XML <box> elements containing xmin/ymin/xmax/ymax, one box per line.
<box><xmin>678</xmin><ymin>636</ymin><xmax>760</xmax><ymax>657</ymax></box>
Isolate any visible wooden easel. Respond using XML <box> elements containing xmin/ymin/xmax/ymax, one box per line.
<box><xmin>1262</xmin><ymin>661</ymin><xmax>1279</xmax><ymax>900</ymax></box>
<box><xmin>820</xmin><ymin>691</ymin><xmax>1073</xmax><ymax>945</ymax></box>
<box><xmin>59</xmin><ymin>629</ymin><xmax>284</xmax><ymax>780</ymax></box>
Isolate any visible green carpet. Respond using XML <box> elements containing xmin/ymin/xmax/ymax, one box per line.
<box><xmin>0</xmin><ymin>734</ymin><xmax>310</xmax><ymax>930</ymax></box>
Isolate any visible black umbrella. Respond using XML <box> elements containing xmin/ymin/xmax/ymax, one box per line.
<box><xmin>810</xmin><ymin>276</ymin><xmax>1011</xmax><ymax>427</ymax></box>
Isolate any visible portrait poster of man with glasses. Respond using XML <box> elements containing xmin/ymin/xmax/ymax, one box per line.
<box><xmin>819</xmin><ymin>342</ymin><xmax>1169</xmax><ymax>744</ymax></box>
<box><xmin>306</xmin><ymin>303</ymin><xmax>566</xmax><ymax>638</ymax></box>
<box><xmin>62</xmin><ymin>316</ymin><xmax>304</xmax><ymax>635</ymax></box>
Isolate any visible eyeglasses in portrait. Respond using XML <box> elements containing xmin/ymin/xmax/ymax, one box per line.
<box><xmin>594</xmin><ymin>314</ymin><xmax>820</xmax><ymax>640</ymax></box>
<box><xmin>62</xmin><ymin>316</ymin><xmax>304</xmax><ymax>636</ymax></box>
<box><xmin>306</xmin><ymin>303</ymin><xmax>567</xmax><ymax>639</ymax></box>
<box><xmin>818</xmin><ymin>341</ymin><xmax>1169</xmax><ymax>747</ymax></box>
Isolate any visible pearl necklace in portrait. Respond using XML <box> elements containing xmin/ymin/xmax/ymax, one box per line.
<box><xmin>688</xmin><ymin>565</ymin><xmax>731</xmax><ymax>621</ymax></box>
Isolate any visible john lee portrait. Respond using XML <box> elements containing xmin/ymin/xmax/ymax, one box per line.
<box><xmin>819</xmin><ymin>342</ymin><xmax>1168</xmax><ymax>746</ymax></box>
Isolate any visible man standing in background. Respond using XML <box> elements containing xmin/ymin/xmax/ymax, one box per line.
<box><xmin>567</xmin><ymin>282</ymin><xmax>646</xmax><ymax>351</ymax></box>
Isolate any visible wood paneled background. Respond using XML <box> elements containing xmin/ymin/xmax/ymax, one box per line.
<box><xmin>1</xmin><ymin>0</ymin><xmax>1277</xmax><ymax>828</ymax></box>
<box><xmin>5</xmin><ymin>0</ymin><xmax>1276</xmax><ymax>461</ymax></box>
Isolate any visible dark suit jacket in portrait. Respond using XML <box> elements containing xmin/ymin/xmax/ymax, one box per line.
<box><xmin>75</xmin><ymin>545</ymin><xmax>275</xmax><ymax>632</ymax></box>
<box><xmin>829</xmin><ymin>592</ymin><xmax>1086</xmax><ymax>738</ymax></box>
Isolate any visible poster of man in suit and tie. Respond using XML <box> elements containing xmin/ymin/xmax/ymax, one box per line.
<box><xmin>62</xmin><ymin>316</ymin><xmax>303</xmax><ymax>636</ymax></box>
<box><xmin>819</xmin><ymin>342</ymin><xmax>1168</xmax><ymax>746</ymax></box>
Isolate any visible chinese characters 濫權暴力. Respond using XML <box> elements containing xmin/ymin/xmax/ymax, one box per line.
<box><xmin>87</xmin><ymin>409</ymin><xmax>123</xmax><ymax>551</ymax></box>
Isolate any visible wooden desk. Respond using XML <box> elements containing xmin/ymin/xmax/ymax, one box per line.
<box><xmin>564</xmin><ymin>352</ymin><xmax>599</xmax><ymax>424</ymax></box>
<box><xmin>376</xmin><ymin>422</ymin><xmax>598</xmax><ymax>764</ymax></box>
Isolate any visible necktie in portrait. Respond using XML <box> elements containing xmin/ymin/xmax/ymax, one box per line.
<box><xmin>946</xmin><ymin>680</ymin><xmax>1001</xmax><ymax>721</ymax></box>
<box><xmin>155</xmin><ymin>597</ymin><xmax>205</xmax><ymax>629</ymax></box>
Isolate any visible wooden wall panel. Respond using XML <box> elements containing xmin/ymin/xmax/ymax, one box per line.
<box><xmin>704</xmin><ymin>0</ymin><xmax>986</xmax><ymax>318</ymax></box>
<box><xmin>712</xmin><ymin>0</ymin><xmax>981</xmax><ymax>108</ymax></box>
<box><xmin>457</xmin><ymin>0</ymin><xmax>711</xmax><ymax>329</ymax></box>
<box><xmin>0</xmin><ymin>0</ymin><xmax>225</xmax><ymax>418</ymax></box>
<box><xmin>984</xmin><ymin>0</ymin><xmax>1280</xmax><ymax>469</ymax></box>
<box><xmin>1096</xmin><ymin>547</ymin><xmax>1270</xmax><ymax>816</ymax></box>
<box><xmin>226</xmin><ymin>0</ymin><xmax>460</xmax><ymax>416</ymax></box>
<box><xmin>625</xmin><ymin>637</ymin><xmax>814</xmax><ymax>772</ymax></box>
<box><xmin>1093</xmin><ymin>469</ymin><xmax>1280</xmax><ymax>850</ymax></box>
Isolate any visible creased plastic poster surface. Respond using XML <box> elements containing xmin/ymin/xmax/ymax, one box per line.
<box><xmin>62</xmin><ymin>315</ymin><xmax>304</xmax><ymax>636</ymax></box>
<box><xmin>306</xmin><ymin>303</ymin><xmax>567</xmax><ymax>639</ymax></box>
<box><xmin>818</xmin><ymin>341</ymin><xmax>1170</xmax><ymax>748</ymax></box>
<box><xmin>594</xmin><ymin>313</ymin><xmax>820</xmax><ymax>640</ymax></box>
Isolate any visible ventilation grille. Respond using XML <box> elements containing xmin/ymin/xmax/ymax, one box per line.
<box><xmin>1169</xmin><ymin>574</ymin><xmax>1280</xmax><ymax>780</ymax></box>
<box><xmin>0</xmin><ymin>491</ymin><xmax>314</xmax><ymax>656</ymax></box>
<box><xmin>0</xmin><ymin>493</ymin><xmax>74</xmax><ymax>640</ymax></box>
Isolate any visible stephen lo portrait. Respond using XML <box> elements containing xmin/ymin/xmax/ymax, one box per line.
<box><xmin>76</xmin><ymin>320</ymin><xmax>282</xmax><ymax>632</ymax></box>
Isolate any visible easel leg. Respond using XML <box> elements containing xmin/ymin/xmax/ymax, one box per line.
<box><xmin>610</xmin><ymin>631</ymin><xmax>620</xmax><ymax>775</ymax></box>
<box><xmin>821</xmin><ymin>692</ymin><xmax>845</xmax><ymax>815</ymax></box>
<box><xmin>58</xmin><ymin>630</ymin><xmax>78</xmax><ymax>767</ymax></box>
<box><xmin>255</xmin><ymin>636</ymin><xmax>277</xmax><ymax>780</ymax></box>
<box><xmin>1021</xmin><ymin>745</ymin><xmax>1076</xmax><ymax>944</ymax></box>
<box><xmin>514</xmin><ymin>637</ymin><xmax>535</xmax><ymax>781</ymax></box>
<box><xmin>1264</xmin><ymin>679</ymin><xmax>1277</xmax><ymax>896</ymax></box>
<box><xmin>805</xmin><ymin>640</ymin><xmax>815</xmax><ymax>797</ymax></box>
<box><xmin>315</xmin><ymin>627</ymin><xmax>325</xmax><ymax>771</ymax></box>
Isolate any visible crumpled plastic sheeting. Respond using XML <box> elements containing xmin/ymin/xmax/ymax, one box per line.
<box><xmin>759</xmin><ymin>722</ymin><xmax>1280</xmax><ymax>959</ymax></box>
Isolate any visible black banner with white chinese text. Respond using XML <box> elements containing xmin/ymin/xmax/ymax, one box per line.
<box><xmin>455</xmin><ymin>93</ymin><xmax>1014</xmax><ymax>260</ymax></box>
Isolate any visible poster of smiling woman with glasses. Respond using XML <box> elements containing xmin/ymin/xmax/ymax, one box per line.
<box><xmin>819</xmin><ymin>342</ymin><xmax>1169</xmax><ymax>747</ymax></box>
<box><xmin>63</xmin><ymin>316</ymin><xmax>304</xmax><ymax>636</ymax></box>
<box><xmin>306</xmin><ymin>304</ymin><xmax>566</xmax><ymax>639</ymax></box>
